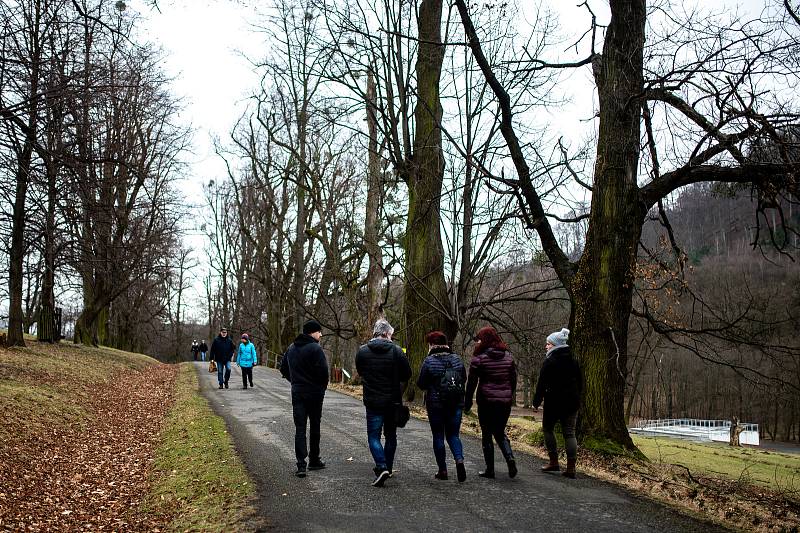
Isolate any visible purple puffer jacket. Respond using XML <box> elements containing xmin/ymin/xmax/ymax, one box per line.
<box><xmin>465</xmin><ymin>347</ymin><xmax>517</xmax><ymax>407</ymax></box>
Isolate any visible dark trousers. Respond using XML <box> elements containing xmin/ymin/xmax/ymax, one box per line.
<box><xmin>542</xmin><ymin>408</ymin><xmax>578</xmax><ymax>459</ymax></box>
<box><xmin>241</xmin><ymin>367</ymin><xmax>253</xmax><ymax>388</ymax></box>
<box><xmin>477</xmin><ymin>402</ymin><xmax>513</xmax><ymax>469</ymax></box>
<box><xmin>292</xmin><ymin>391</ymin><xmax>324</xmax><ymax>467</ymax></box>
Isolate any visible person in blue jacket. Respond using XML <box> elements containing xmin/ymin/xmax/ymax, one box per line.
<box><xmin>236</xmin><ymin>333</ymin><xmax>257</xmax><ymax>389</ymax></box>
<box><xmin>417</xmin><ymin>331</ymin><xmax>467</xmax><ymax>482</ymax></box>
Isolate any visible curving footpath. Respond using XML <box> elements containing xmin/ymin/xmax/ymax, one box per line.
<box><xmin>197</xmin><ymin>363</ymin><xmax>723</xmax><ymax>533</ymax></box>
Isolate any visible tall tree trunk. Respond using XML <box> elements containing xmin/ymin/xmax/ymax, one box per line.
<box><xmin>570</xmin><ymin>0</ymin><xmax>646</xmax><ymax>450</ymax></box>
<box><xmin>363</xmin><ymin>68</ymin><xmax>384</xmax><ymax>341</ymax></box>
<box><xmin>403</xmin><ymin>0</ymin><xmax>456</xmax><ymax>401</ymax></box>
<box><xmin>7</xmin><ymin>144</ymin><xmax>33</xmax><ymax>347</ymax></box>
<box><xmin>38</xmin><ymin>156</ymin><xmax>58</xmax><ymax>343</ymax></box>
<box><xmin>7</xmin><ymin>22</ymin><xmax>41</xmax><ymax>346</ymax></box>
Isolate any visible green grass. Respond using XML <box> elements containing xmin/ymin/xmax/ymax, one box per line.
<box><xmin>510</xmin><ymin>415</ymin><xmax>798</xmax><ymax>493</ymax></box>
<box><xmin>634</xmin><ymin>435</ymin><xmax>800</xmax><ymax>492</ymax></box>
<box><xmin>142</xmin><ymin>363</ymin><xmax>258</xmax><ymax>532</ymax></box>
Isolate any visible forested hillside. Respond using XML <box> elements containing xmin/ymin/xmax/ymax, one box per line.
<box><xmin>632</xmin><ymin>184</ymin><xmax>800</xmax><ymax>441</ymax></box>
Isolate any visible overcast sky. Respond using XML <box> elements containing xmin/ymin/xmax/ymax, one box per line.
<box><xmin>132</xmin><ymin>0</ymin><xmax>767</xmax><ymax>199</ymax></box>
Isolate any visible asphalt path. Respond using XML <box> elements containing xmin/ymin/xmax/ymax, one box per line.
<box><xmin>197</xmin><ymin>363</ymin><xmax>723</xmax><ymax>532</ymax></box>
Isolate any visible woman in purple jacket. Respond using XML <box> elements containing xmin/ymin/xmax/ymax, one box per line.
<box><xmin>464</xmin><ymin>326</ymin><xmax>518</xmax><ymax>479</ymax></box>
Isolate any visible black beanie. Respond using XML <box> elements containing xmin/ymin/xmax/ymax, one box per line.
<box><xmin>303</xmin><ymin>320</ymin><xmax>322</xmax><ymax>335</ymax></box>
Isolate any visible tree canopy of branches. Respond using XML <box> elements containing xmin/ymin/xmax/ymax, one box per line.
<box><xmin>453</xmin><ymin>0</ymin><xmax>800</xmax><ymax>449</ymax></box>
<box><xmin>0</xmin><ymin>0</ymin><xmax>188</xmax><ymax>348</ymax></box>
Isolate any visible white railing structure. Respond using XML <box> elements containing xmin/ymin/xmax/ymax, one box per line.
<box><xmin>629</xmin><ymin>418</ymin><xmax>760</xmax><ymax>446</ymax></box>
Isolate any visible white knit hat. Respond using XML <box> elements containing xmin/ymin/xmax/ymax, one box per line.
<box><xmin>546</xmin><ymin>328</ymin><xmax>570</xmax><ymax>347</ymax></box>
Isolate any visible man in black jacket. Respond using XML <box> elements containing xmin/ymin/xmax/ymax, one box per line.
<box><xmin>280</xmin><ymin>320</ymin><xmax>329</xmax><ymax>477</ymax></box>
<box><xmin>198</xmin><ymin>340</ymin><xmax>208</xmax><ymax>362</ymax></box>
<box><xmin>355</xmin><ymin>318</ymin><xmax>412</xmax><ymax>487</ymax></box>
<box><xmin>211</xmin><ymin>327</ymin><xmax>236</xmax><ymax>389</ymax></box>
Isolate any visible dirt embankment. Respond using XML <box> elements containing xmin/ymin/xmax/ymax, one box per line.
<box><xmin>0</xmin><ymin>344</ymin><xmax>177</xmax><ymax>532</ymax></box>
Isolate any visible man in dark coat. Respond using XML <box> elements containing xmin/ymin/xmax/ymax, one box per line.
<box><xmin>211</xmin><ymin>327</ymin><xmax>236</xmax><ymax>389</ymax></box>
<box><xmin>533</xmin><ymin>327</ymin><xmax>582</xmax><ymax>479</ymax></box>
<box><xmin>280</xmin><ymin>319</ymin><xmax>329</xmax><ymax>477</ymax></box>
<box><xmin>198</xmin><ymin>340</ymin><xmax>208</xmax><ymax>362</ymax></box>
<box><xmin>355</xmin><ymin>318</ymin><xmax>411</xmax><ymax>487</ymax></box>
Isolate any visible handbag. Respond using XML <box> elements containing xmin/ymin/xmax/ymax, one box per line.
<box><xmin>208</xmin><ymin>360</ymin><xmax>217</xmax><ymax>373</ymax></box>
<box><xmin>395</xmin><ymin>404</ymin><xmax>410</xmax><ymax>428</ymax></box>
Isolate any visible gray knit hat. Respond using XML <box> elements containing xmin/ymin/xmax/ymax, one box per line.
<box><xmin>546</xmin><ymin>328</ymin><xmax>570</xmax><ymax>347</ymax></box>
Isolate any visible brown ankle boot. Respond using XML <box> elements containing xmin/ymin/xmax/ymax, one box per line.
<box><xmin>562</xmin><ymin>457</ymin><xmax>576</xmax><ymax>479</ymax></box>
<box><xmin>541</xmin><ymin>454</ymin><xmax>560</xmax><ymax>472</ymax></box>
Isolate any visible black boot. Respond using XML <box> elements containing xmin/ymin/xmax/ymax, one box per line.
<box><xmin>478</xmin><ymin>442</ymin><xmax>495</xmax><ymax>478</ymax></box>
<box><xmin>500</xmin><ymin>436</ymin><xmax>517</xmax><ymax>478</ymax></box>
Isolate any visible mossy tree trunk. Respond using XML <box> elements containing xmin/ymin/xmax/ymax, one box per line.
<box><xmin>568</xmin><ymin>0</ymin><xmax>646</xmax><ymax>450</ymax></box>
<box><xmin>455</xmin><ymin>0</ymin><xmax>645</xmax><ymax>451</ymax></box>
<box><xmin>403</xmin><ymin>0</ymin><xmax>456</xmax><ymax>401</ymax></box>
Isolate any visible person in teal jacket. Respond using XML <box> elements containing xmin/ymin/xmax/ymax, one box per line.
<box><xmin>236</xmin><ymin>333</ymin><xmax>258</xmax><ymax>389</ymax></box>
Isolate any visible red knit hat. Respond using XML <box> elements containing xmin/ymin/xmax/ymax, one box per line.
<box><xmin>425</xmin><ymin>330</ymin><xmax>448</xmax><ymax>345</ymax></box>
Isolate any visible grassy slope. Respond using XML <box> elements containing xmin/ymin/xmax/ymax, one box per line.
<box><xmin>634</xmin><ymin>435</ymin><xmax>800</xmax><ymax>492</ymax></box>
<box><xmin>143</xmin><ymin>363</ymin><xmax>259</xmax><ymax>532</ymax></box>
<box><xmin>0</xmin><ymin>342</ymin><xmax>155</xmax><ymax>441</ymax></box>
<box><xmin>0</xmin><ymin>343</ymin><xmax>260</xmax><ymax>532</ymax></box>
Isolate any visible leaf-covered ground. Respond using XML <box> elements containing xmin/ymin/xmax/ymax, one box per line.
<box><xmin>0</xmin><ymin>343</ymin><xmax>177</xmax><ymax>531</ymax></box>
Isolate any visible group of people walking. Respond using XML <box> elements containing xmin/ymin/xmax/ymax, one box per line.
<box><xmin>277</xmin><ymin>317</ymin><xmax>582</xmax><ymax>486</ymax></box>
<box><xmin>191</xmin><ymin>340</ymin><xmax>208</xmax><ymax>361</ymax></box>
<box><xmin>209</xmin><ymin>327</ymin><xmax>258</xmax><ymax>389</ymax></box>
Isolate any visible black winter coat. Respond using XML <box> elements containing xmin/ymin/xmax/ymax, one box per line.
<box><xmin>211</xmin><ymin>335</ymin><xmax>236</xmax><ymax>363</ymax></box>
<box><xmin>532</xmin><ymin>345</ymin><xmax>581</xmax><ymax>414</ymax></box>
<box><xmin>355</xmin><ymin>338</ymin><xmax>412</xmax><ymax>411</ymax></box>
<box><xmin>280</xmin><ymin>334</ymin><xmax>329</xmax><ymax>395</ymax></box>
<box><xmin>417</xmin><ymin>347</ymin><xmax>466</xmax><ymax>409</ymax></box>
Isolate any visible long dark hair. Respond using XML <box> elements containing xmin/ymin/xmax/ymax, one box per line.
<box><xmin>473</xmin><ymin>326</ymin><xmax>508</xmax><ymax>355</ymax></box>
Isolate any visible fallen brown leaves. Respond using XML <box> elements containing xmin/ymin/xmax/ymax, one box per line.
<box><xmin>576</xmin><ymin>451</ymin><xmax>800</xmax><ymax>533</ymax></box>
<box><xmin>0</xmin><ymin>348</ymin><xmax>178</xmax><ymax>532</ymax></box>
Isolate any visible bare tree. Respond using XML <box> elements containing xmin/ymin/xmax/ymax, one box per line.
<box><xmin>455</xmin><ymin>0</ymin><xmax>800</xmax><ymax>449</ymax></box>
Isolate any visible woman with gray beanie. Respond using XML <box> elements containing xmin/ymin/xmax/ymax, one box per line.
<box><xmin>532</xmin><ymin>328</ymin><xmax>582</xmax><ymax>478</ymax></box>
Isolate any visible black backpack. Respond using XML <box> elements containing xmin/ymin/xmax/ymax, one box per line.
<box><xmin>438</xmin><ymin>356</ymin><xmax>464</xmax><ymax>406</ymax></box>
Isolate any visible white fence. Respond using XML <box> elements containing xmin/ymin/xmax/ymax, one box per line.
<box><xmin>630</xmin><ymin>418</ymin><xmax>760</xmax><ymax>446</ymax></box>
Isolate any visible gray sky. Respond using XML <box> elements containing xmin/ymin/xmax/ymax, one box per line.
<box><xmin>133</xmin><ymin>0</ymin><xmax>263</xmax><ymax>209</ymax></box>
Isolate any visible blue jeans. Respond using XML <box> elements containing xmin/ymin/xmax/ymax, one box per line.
<box><xmin>217</xmin><ymin>361</ymin><xmax>231</xmax><ymax>385</ymax></box>
<box><xmin>201</xmin><ymin>351</ymin><xmax>206</xmax><ymax>362</ymax></box>
<box><xmin>366</xmin><ymin>408</ymin><xmax>397</xmax><ymax>473</ymax></box>
<box><xmin>427</xmin><ymin>406</ymin><xmax>464</xmax><ymax>471</ymax></box>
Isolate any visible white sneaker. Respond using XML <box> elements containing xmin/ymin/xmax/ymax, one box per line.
<box><xmin>372</xmin><ymin>470</ymin><xmax>390</xmax><ymax>487</ymax></box>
